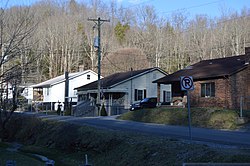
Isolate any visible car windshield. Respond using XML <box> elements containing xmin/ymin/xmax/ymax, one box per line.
<box><xmin>141</xmin><ymin>98</ymin><xmax>149</xmax><ymax>102</ymax></box>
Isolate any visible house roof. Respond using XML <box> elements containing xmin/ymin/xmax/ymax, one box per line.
<box><xmin>75</xmin><ymin>67</ymin><xmax>167</xmax><ymax>91</ymax></box>
<box><xmin>154</xmin><ymin>54</ymin><xmax>249</xmax><ymax>84</ymax></box>
<box><xmin>32</xmin><ymin>70</ymin><xmax>97</xmax><ymax>88</ymax></box>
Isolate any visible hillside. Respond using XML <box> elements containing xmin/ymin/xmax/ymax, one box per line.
<box><xmin>1</xmin><ymin>114</ymin><xmax>250</xmax><ymax>166</ymax></box>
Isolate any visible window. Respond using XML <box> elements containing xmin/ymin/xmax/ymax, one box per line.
<box><xmin>134</xmin><ymin>89</ymin><xmax>146</xmax><ymax>101</ymax></box>
<box><xmin>87</xmin><ymin>74</ymin><xmax>90</xmax><ymax>80</ymax></box>
<box><xmin>201</xmin><ymin>82</ymin><xmax>215</xmax><ymax>97</ymax></box>
<box><xmin>163</xmin><ymin>91</ymin><xmax>171</xmax><ymax>102</ymax></box>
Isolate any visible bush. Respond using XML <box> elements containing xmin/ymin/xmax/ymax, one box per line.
<box><xmin>57</xmin><ymin>106</ymin><xmax>61</xmax><ymax>115</ymax></box>
<box><xmin>208</xmin><ymin>110</ymin><xmax>238</xmax><ymax>129</ymax></box>
<box><xmin>64</xmin><ymin>107</ymin><xmax>71</xmax><ymax>116</ymax></box>
<box><xmin>100</xmin><ymin>104</ymin><xmax>107</xmax><ymax>116</ymax></box>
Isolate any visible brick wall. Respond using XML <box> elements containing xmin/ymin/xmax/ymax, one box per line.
<box><xmin>190</xmin><ymin>78</ymin><xmax>230</xmax><ymax>108</ymax></box>
<box><xmin>190</xmin><ymin>65</ymin><xmax>249</xmax><ymax>109</ymax></box>
<box><xmin>229</xmin><ymin>65</ymin><xmax>250</xmax><ymax>110</ymax></box>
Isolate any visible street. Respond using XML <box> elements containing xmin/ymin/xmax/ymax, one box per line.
<box><xmin>24</xmin><ymin>113</ymin><xmax>250</xmax><ymax>148</ymax></box>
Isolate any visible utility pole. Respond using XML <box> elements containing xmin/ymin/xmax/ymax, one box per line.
<box><xmin>88</xmin><ymin>17</ymin><xmax>109</xmax><ymax>113</ymax></box>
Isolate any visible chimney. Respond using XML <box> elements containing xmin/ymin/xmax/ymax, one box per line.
<box><xmin>245</xmin><ymin>47</ymin><xmax>250</xmax><ymax>65</ymax></box>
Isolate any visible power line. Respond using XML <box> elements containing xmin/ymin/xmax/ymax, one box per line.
<box><xmin>103</xmin><ymin>0</ymin><xmax>224</xmax><ymax>21</ymax></box>
<box><xmin>159</xmin><ymin>0</ymin><xmax>223</xmax><ymax>16</ymax></box>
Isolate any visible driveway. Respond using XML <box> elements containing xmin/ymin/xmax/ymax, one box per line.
<box><xmin>23</xmin><ymin>113</ymin><xmax>250</xmax><ymax>147</ymax></box>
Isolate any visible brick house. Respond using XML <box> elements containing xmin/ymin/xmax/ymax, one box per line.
<box><xmin>154</xmin><ymin>47</ymin><xmax>250</xmax><ymax>110</ymax></box>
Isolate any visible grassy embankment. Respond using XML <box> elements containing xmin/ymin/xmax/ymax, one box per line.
<box><xmin>1</xmin><ymin>114</ymin><xmax>250</xmax><ymax>166</ymax></box>
<box><xmin>0</xmin><ymin>142</ymin><xmax>44</xmax><ymax>166</ymax></box>
<box><xmin>119</xmin><ymin>107</ymin><xmax>247</xmax><ymax>130</ymax></box>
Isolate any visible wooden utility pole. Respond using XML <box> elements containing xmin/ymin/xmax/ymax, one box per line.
<box><xmin>88</xmin><ymin>17</ymin><xmax>109</xmax><ymax>111</ymax></box>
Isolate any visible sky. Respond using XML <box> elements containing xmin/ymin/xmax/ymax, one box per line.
<box><xmin>0</xmin><ymin>0</ymin><xmax>249</xmax><ymax>19</ymax></box>
<box><xmin>113</xmin><ymin>0</ymin><xmax>250</xmax><ymax>18</ymax></box>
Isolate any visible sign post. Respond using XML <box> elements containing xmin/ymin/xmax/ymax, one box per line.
<box><xmin>180</xmin><ymin>76</ymin><xmax>194</xmax><ymax>141</ymax></box>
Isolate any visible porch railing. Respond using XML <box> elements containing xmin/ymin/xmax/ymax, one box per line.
<box><xmin>73</xmin><ymin>100</ymin><xmax>96</xmax><ymax>117</ymax></box>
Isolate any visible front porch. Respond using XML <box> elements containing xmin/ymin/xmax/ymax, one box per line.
<box><xmin>157</xmin><ymin>82</ymin><xmax>187</xmax><ymax>107</ymax></box>
<box><xmin>75</xmin><ymin>90</ymin><xmax>129</xmax><ymax>117</ymax></box>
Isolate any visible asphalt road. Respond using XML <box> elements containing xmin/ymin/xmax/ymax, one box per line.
<box><xmin>23</xmin><ymin>113</ymin><xmax>250</xmax><ymax>148</ymax></box>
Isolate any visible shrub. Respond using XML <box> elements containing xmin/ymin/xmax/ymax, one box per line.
<box><xmin>208</xmin><ymin>110</ymin><xmax>238</xmax><ymax>129</ymax></box>
<box><xmin>100</xmin><ymin>104</ymin><xmax>107</xmax><ymax>116</ymax></box>
<box><xmin>64</xmin><ymin>107</ymin><xmax>71</xmax><ymax>116</ymax></box>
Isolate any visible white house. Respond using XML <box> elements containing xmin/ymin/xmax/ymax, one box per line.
<box><xmin>32</xmin><ymin>70</ymin><xmax>98</xmax><ymax>109</ymax></box>
<box><xmin>20</xmin><ymin>83</ymin><xmax>34</xmax><ymax>104</ymax></box>
<box><xmin>0</xmin><ymin>82</ymin><xmax>14</xmax><ymax>100</ymax></box>
<box><xmin>74</xmin><ymin>67</ymin><xmax>171</xmax><ymax>116</ymax></box>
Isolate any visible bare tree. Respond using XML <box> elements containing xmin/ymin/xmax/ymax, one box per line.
<box><xmin>3</xmin><ymin>0</ymin><xmax>249</xmax><ymax>83</ymax></box>
<box><xmin>102</xmin><ymin>48</ymin><xmax>150</xmax><ymax>76</ymax></box>
<box><xmin>0</xmin><ymin>6</ymin><xmax>37</xmax><ymax>136</ymax></box>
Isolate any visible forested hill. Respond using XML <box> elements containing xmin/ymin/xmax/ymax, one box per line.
<box><xmin>1</xmin><ymin>0</ymin><xmax>250</xmax><ymax>84</ymax></box>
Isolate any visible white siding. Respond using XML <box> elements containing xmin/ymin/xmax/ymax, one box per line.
<box><xmin>68</xmin><ymin>71</ymin><xmax>98</xmax><ymax>102</ymax></box>
<box><xmin>43</xmin><ymin>71</ymin><xmax>98</xmax><ymax>103</ymax></box>
<box><xmin>160</xmin><ymin>84</ymin><xmax>172</xmax><ymax>102</ymax></box>
<box><xmin>111</xmin><ymin>70</ymin><xmax>170</xmax><ymax>106</ymax></box>
<box><xmin>21</xmin><ymin>87</ymin><xmax>33</xmax><ymax>103</ymax></box>
<box><xmin>43</xmin><ymin>82</ymin><xmax>64</xmax><ymax>103</ymax></box>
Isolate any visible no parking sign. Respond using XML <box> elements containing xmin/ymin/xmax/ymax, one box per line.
<box><xmin>180</xmin><ymin>76</ymin><xmax>194</xmax><ymax>91</ymax></box>
<box><xmin>180</xmin><ymin>76</ymin><xmax>194</xmax><ymax>140</ymax></box>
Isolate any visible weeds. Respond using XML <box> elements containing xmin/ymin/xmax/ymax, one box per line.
<box><xmin>120</xmin><ymin>107</ymin><xmax>241</xmax><ymax>130</ymax></box>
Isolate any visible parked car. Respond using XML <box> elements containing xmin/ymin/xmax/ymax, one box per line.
<box><xmin>130</xmin><ymin>97</ymin><xmax>157</xmax><ymax>111</ymax></box>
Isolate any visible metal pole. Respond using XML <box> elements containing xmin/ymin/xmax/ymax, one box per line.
<box><xmin>65</xmin><ymin>71</ymin><xmax>69</xmax><ymax>111</ymax></box>
<box><xmin>187</xmin><ymin>91</ymin><xmax>192</xmax><ymax>140</ymax></box>
<box><xmin>87</xmin><ymin>17</ymin><xmax>109</xmax><ymax>115</ymax></box>
<box><xmin>97</xmin><ymin>17</ymin><xmax>101</xmax><ymax>110</ymax></box>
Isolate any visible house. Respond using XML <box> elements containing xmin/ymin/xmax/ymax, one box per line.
<box><xmin>32</xmin><ymin>70</ymin><xmax>98</xmax><ymax>110</ymax></box>
<box><xmin>0</xmin><ymin>82</ymin><xmax>14</xmax><ymax>100</ymax></box>
<box><xmin>153</xmin><ymin>47</ymin><xmax>250</xmax><ymax>110</ymax></box>
<box><xmin>74</xmin><ymin>67</ymin><xmax>170</xmax><ymax>116</ymax></box>
<box><xmin>20</xmin><ymin>83</ymin><xmax>34</xmax><ymax>104</ymax></box>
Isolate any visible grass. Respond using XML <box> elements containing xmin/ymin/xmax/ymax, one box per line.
<box><xmin>19</xmin><ymin>145</ymin><xmax>85</xmax><ymax>166</ymax></box>
<box><xmin>0</xmin><ymin>142</ymin><xmax>44</xmax><ymax>166</ymax></box>
<box><xmin>119</xmin><ymin>107</ymin><xmax>241</xmax><ymax>130</ymax></box>
<box><xmin>1</xmin><ymin>114</ymin><xmax>250</xmax><ymax>165</ymax></box>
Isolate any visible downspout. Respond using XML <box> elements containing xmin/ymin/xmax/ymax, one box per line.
<box><xmin>157</xmin><ymin>83</ymin><xmax>160</xmax><ymax>104</ymax></box>
<box><xmin>130</xmin><ymin>68</ymin><xmax>133</xmax><ymax>104</ymax></box>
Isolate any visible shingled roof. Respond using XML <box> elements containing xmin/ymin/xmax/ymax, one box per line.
<box><xmin>32</xmin><ymin>70</ymin><xmax>96</xmax><ymax>88</ymax></box>
<box><xmin>75</xmin><ymin>67</ymin><xmax>167</xmax><ymax>91</ymax></box>
<box><xmin>154</xmin><ymin>54</ymin><xmax>249</xmax><ymax>84</ymax></box>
